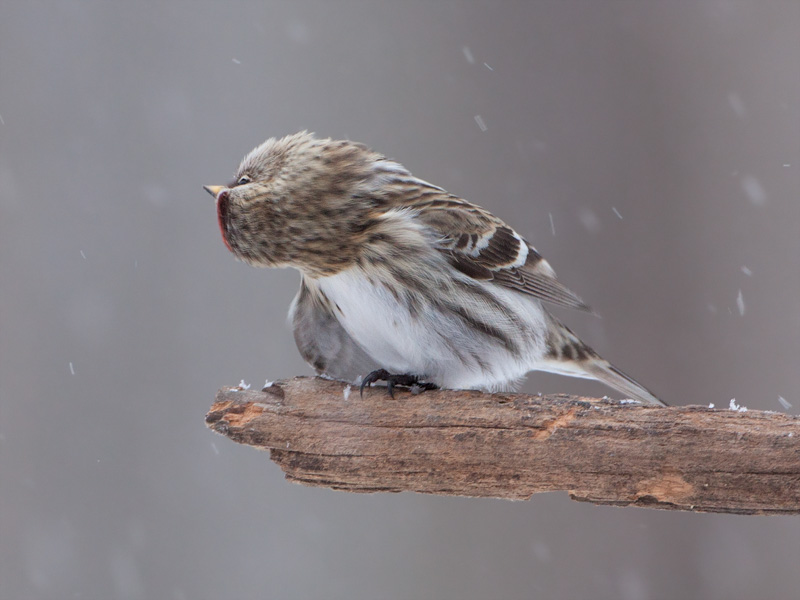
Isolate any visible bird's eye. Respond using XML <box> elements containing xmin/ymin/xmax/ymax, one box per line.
<box><xmin>237</xmin><ymin>176</ymin><xmax>251</xmax><ymax>186</ymax></box>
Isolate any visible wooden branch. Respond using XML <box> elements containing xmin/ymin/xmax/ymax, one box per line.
<box><xmin>206</xmin><ymin>377</ymin><xmax>800</xmax><ymax>514</ymax></box>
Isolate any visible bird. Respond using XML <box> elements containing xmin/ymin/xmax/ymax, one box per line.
<box><xmin>204</xmin><ymin>131</ymin><xmax>665</xmax><ymax>405</ymax></box>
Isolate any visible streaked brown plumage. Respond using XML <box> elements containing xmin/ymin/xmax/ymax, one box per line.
<box><xmin>205</xmin><ymin>132</ymin><xmax>665</xmax><ymax>405</ymax></box>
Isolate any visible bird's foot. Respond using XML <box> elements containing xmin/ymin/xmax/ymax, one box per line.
<box><xmin>359</xmin><ymin>369</ymin><xmax>437</xmax><ymax>398</ymax></box>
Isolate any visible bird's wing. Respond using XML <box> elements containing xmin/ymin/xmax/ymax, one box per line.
<box><xmin>406</xmin><ymin>191</ymin><xmax>591</xmax><ymax>312</ymax></box>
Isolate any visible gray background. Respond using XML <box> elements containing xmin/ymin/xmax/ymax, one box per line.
<box><xmin>2</xmin><ymin>1</ymin><xmax>799</xmax><ymax>599</ymax></box>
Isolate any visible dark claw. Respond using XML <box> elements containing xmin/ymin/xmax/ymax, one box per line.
<box><xmin>360</xmin><ymin>369</ymin><xmax>391</xmax><ymax>397</ymax></box>
<box><xmin>359</xmin><ymin>369</ymin><xmax>437</xmax><ymax>398</ymax></box>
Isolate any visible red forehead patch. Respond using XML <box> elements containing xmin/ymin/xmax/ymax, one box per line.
<box><xmin>215</xmin><ymin>190</ymin><xmax>233</xmax><ymax>252</ymax></box>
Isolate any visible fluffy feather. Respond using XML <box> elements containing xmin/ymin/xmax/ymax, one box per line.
<box><xmin>208</xmin><ymin>132</ymin><xmax>665</xmax><ymax>405</ymax></box>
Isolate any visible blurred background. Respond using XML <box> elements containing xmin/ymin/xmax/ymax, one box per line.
<box><xmin>2</xmin><ymin>1</ymin><xmax>799</xmax><ymax>599</ymax></box>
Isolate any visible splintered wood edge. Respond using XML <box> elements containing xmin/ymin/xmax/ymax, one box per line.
<box><xmin>206</xmin><ymin>377</ymin><xmax>800</xmax><ymax>515</ymax></box>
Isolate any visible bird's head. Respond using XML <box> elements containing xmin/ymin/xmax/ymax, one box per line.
<box><xmin>205</xmin><ymin>132</ymin><xmax>388</xmax><ymax>277</ymax></box>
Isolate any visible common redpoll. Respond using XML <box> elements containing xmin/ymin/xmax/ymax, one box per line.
<box><xmin>205</xmin><ymin>132</ymin><xmax>665</xmax><ymax>405</ymax></box>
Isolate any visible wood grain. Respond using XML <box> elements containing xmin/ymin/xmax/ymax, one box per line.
<box><xmin>206</xmin><ymin>377</ymin><xmax>800</xmax><ymax>514</ymax></box>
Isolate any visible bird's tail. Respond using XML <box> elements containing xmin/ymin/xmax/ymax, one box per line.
<box><xmin>543</xmin><ymin>320</ymin><xmax>666</xmax><ymax>406</ymax></box>
<box><xmin>580</xmin><ymin>359</ymin><xmax>666</xmax><ymax>406</ymax></box>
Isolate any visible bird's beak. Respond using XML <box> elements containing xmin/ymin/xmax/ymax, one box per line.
<box><xmin>204</xmin><ymin>185</ymin><xmax>225</xmax><ymax>198</ymax></box>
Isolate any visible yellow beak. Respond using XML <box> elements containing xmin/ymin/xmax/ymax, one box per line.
<box><xmin>204</xmin><ymin>185</ymin><xmax>225</xmax><ymax>198</ymax></box>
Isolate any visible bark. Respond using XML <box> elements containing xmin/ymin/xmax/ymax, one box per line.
<box><xmin>206</xmin><ymin>377</ymin><xmax>800</xmax><ymax>514</ymax></box>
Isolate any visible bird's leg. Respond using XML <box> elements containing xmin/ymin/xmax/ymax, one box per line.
<box><xmin>359</xmin><ymin>369</ymin><xmax>438</xmax><ymax>398</ymax></box>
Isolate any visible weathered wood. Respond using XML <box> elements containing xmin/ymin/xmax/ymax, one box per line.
<box><xmin>206</xmin><ymin>377</ymin><xmax>800</xmax><ymax>514</ymax></box>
